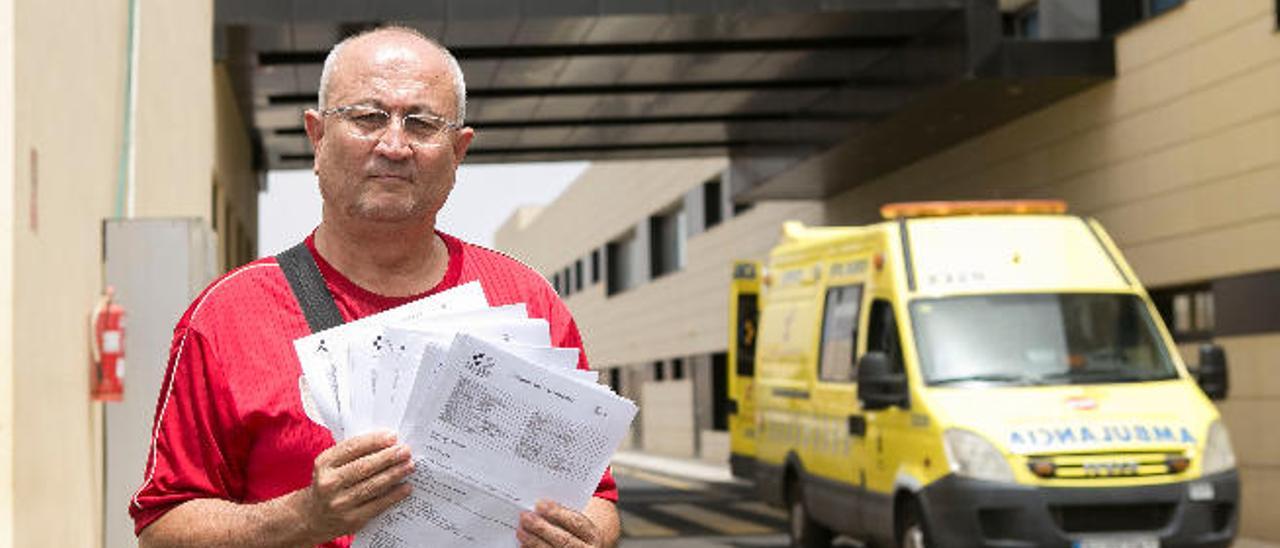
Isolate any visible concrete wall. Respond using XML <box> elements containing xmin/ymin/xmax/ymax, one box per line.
<box><xmin>1</xmin><ymin>0</ymin><xmax>226</xmax><ymax>545</ymax></box>
<box><xmin>496</xmin><ymin>158</ymin><xmax>823</xmax><ymax>368</ymax></box>
<box><xmin>640</xmin><ymin>380</ymin><xmax>696</xmax><ymax>458</ymax></box>
<box><xmin>132</xmin><ymin>0</ymin><xmax>213</xmax><ymax>220</ymax></box>
<box><xmin>214</xmin><ymin>63</ymin><xmax>259</xmax><ymax>270</ymax></box>
<box><xmin>12</xmin><ymin>0</ymin><xmax>129</xmax><ymax>545</ymax></box>
<box><xmin>495</xmin><ymin>159</ymin><xmax>822</xmax><ymax>460</ymax></box>
<box><xmin>817</xmin><ymin>2</ymin><xmax>1280</xmax><ymax>287</ymax></box>
<box><xmin>0</xmin><ymin>0</ymin><xmax>14</xmax><ymax>545</ymax></box>
<box><xmin>1215</xmin><ymin>333</ymin><xmax>1280</xmax><ymax>541</ymax></box>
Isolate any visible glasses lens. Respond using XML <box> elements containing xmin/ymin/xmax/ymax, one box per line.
<box><xmin>341</xmin><ymin>107</ymin><xmax>390</xmax><ymax>135</ymax></box>
<box><xmin>403</xmin><ymin>115</ymin><xmax>448</xmax><ymax>144</ymax></box>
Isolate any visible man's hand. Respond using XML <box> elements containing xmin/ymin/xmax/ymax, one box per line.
<box><xmin>516</xmin><ymin>498</ymin><xmax>619</xmax><ymax>548</ymax></box>
<box><xmin>295</xmin><ymin>430</ymin><xmax>415</xmax><ymax>542</ymax></box>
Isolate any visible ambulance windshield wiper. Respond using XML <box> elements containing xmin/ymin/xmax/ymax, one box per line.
<box><xmin>929</xmin><ymin>373</ymin><xmax>1041</xmax><ymax>386</ymax></box>
<box><xmin>1038</xmin><ymin>370</ymin><xmax>1175</xmax><ymax>384</ymax></box>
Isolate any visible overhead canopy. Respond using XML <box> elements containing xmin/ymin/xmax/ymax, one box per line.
<box><xmin>216</xmin><ymin>0</ymin><xmax>1116</xmax><ymax>200</ymax></box>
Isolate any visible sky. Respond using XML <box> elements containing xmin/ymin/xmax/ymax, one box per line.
<box><xmin>257</xmin><ymin>161</ymin><xmax>588</xmax><ymax>257</ymax></box>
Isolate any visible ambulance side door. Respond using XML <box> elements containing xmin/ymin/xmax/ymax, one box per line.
<box><xmin>859</xmin><ymin>297</ymin><xmax>911</xmax><ymax>544</ymax></box>
<box><xmin>807</xmin><ymin>257</ymin><xmax>870</xmax><ymax>535</ymax></box>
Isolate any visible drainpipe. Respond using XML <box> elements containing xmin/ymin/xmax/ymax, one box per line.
<box><xmin>114</xmin><ymin>0</ymin><xmax>139</xmax><ymax>218</ymax></box>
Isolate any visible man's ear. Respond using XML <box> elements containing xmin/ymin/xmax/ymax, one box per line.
<box><xmin>303</xmin><ymin>109</ymin><xmax>325</xmax><ymax>172</ymax></box>
<box><xmin>451</xmin><ymin>126</ymin><xmax>475</xmax><ymax>166</ymax></box>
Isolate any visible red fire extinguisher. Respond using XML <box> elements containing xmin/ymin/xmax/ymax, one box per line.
<box><xmin>91</xmin><ymin>286</ymin><xmax>125</xmax><ymax>401</ymax></box>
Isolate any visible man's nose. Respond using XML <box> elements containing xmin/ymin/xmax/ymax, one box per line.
<box><xmin>373</xmin><ymin>119</ymin><xmax>413</xmax><ymax>160</ymax></box>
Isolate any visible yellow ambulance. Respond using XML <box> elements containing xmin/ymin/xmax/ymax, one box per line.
<box><xmin>727</xmin><ymin>201</ymin><xmax>1237</xmax><ymax>548</ymax></box>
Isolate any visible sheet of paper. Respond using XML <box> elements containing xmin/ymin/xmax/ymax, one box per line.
<box><xmin>294</xmin><ymin>282</ymin><xmax>488</xmax><ymax>438</ymax></box>
<box><xmin>352</xmin><ymin>460</ymin><xmax>523</xmax><ymax>548</ymax></box>
<box><xmin>346</xmin><ymin>330</ymin><xmax>407</xmax><ymax>436</ymax></box>
<box><xmin>350</xmin><ymin>318</ymin><xmax>554</xmax><ymax>436</ymax></box>
<box><xmin>387</xmin><ymin>303</ymin><xmax>528</xmax><ymax>332</ymax></box>
<box><xmin>409</xmin><ymin>335</ymin><xmax>637</xmax><ymax>511</ymax></box>
<box><xmin>363</xmin><ymin>305</ymin><xmax>532</xmax><ymax>433</ymax></box>
<box><xmin>392</xmin><ymin>324</ymin><xmax>563</xmax><ymax>437</ymax></box>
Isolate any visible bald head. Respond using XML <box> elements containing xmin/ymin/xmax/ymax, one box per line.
<box><xmin>317</xmin><ymin>26</ymin><xmax>467</xmax><ymax>124</ymax></box>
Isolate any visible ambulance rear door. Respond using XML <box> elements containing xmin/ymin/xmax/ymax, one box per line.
<box><xmin>729</xmin><ymin>260</ymin><xmax>762</xmax><ymax>478</ymax></box>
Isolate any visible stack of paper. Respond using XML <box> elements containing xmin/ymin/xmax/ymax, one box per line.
<box><xmin>292</xmin><ymin>282</ymin><xmax>638</xmax><ymax>547</ymax></box>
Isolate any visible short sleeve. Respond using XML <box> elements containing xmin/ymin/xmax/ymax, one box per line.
<box><xmin>130</xmin><ymin>325</ymin><xmax>245</xmax><ymax>535</ymax></box>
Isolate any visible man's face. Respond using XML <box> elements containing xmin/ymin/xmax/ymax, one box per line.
<box><xmin>305</xmin><ymin>33</ymin><xmax>474</xmax><ymax>225</ymax></box>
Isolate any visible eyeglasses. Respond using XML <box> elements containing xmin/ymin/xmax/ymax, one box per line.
<box><xmin>318</xmin><ymin>104</ymin><xmax>460</xmax><ymax>147</ymax></box>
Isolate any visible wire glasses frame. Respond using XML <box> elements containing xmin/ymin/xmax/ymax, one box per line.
<box><xmin>317</xmin><ymin>104</ymin><xmax>461</xmax><ymax>147</ymax></box>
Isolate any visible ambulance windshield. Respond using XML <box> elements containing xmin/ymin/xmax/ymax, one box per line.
<box><xmin>910</xmin><ymin>293</ymin><xmax>1178</xmax><ymax>386</ymax></box>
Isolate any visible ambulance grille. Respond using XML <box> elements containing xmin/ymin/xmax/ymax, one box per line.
<box><xmin>1051</xmin><ymin>503</ymin><xmax>1175</xmax><ymax>533</ymax></box>
<box><xmin>1032</xmin><ymin>452</ymin><xmax>1187</xmax><ymax>480</ymax></box>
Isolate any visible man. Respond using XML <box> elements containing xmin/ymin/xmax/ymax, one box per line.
<box><xmin>132</xmin><ymin>27</ymin><xmax>620</xmax><ymax>548</ymax></box>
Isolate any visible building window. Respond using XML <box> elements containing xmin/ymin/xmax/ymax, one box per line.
<box><xmin>703</xmin><ymin>175</ymin><xmax>723</xmax><ymax>231</ymax></box>
<box><xmin>608</xmin><ymin>368</ymin><xmax>621</xmax><ymax>393</ymax></box>
<box><xmin>649</xmin><ymin>205</ymin><xmax>686</xmax><ymax>279</ymax></box>
<box><xmin>1151</xmin><ymin>283</ymin><xmax>1214</xmax><ymax>342</ymax></box>
<box><xmin>672</xmin><ymin>358</ymin><xmax>684</xmax><ymax>380</ymax></box>
<box><xmin>1102</xmin><ymin>0</ymin><xmax>1185</xmax><ymax>35</ymax></box>
<box><xmin>238</xmin><ymin>222</ymin><xmax>252</xmax><ymax>266</ymax></box>
<box><xmin>562</xmin><ymin>266</ymin><xmax>573</xmax><ymax>296</ymax></box>
<box><xmin>1147</xmin><ymin>0</ymin><xmax>1182</xmax><ymax>17</ymax></box>
<box><xmin>653</xmin><ymin>360</ymin><xmax>665</xmax><ymax>381</ymax></box>
<box><xmin>606</xmin><ymin>231</ymin><xmax>637</xmax><ymax>296</ymax></box>
<box><xmin>591</xmin><ymin>249</ymin><xmax>601</xmax><ymax>284</ymax></box>
<box><xmin>552</xmin><ymin>272</ymin><xmax>561</xmax><ymax>295</ymax></box>
<box><xmin>575</xmin><ymin>259</ymin><xmax>584</xmax><ymax>292</ymax></box>
<box><xmin>210</xmin><ymin>181</ymin><xmax>220</xmax><ymax>233</ymax></box>
<box><xmin>1005</xmin><ymin>3</ymin><xmax>1040</xmax><ymax>38</ymax></box>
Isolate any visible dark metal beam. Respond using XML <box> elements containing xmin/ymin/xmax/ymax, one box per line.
<box><xmin>258</xmin><ymin>35</ymin><xmax>916</xmax><ymax>65</ymax></box>
<box><xmin>277</xmin><ymin>139</ymin><xmax>817</xmax><ymax>163</ymax></box>
<box><xmin>262</xmin><ymin>77</ymin><xmax>913</xmax><ymax>105</ymax></box>
<box><xmin>271</xmin><ymin>111</ymin><xmax>880</xmax><ymax>135</ymax></box>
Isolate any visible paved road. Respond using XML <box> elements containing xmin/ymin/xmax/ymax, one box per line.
<box><xmin>613</xmin><ymin>465</ymin><xmax>1277</xmax><ymax>548</ymax></box>
<box><xmin>614</xmin><ymin>466</ymin><xmax>791</xmax><ymax>547</ymax></box>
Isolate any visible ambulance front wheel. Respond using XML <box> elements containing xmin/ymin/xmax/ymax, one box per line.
<box><xmin>787</xmin><ymin>479</ymin><xmax>833</xmax><ymax>548</ymax></box>
<box><xmin>898</xmin><ymin>498</ymin><xmax>932</xmax><ymax>548</ymax></box>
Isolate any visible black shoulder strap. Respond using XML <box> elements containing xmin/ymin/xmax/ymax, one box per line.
<box><xmin>276</xmin><ymin>242</ymin><xmax>345</xmax><ymax>333</ymax></box>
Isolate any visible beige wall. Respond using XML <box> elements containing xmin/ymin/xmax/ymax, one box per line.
<box><xmin>640</xmin><ymin>380</ymin><xmax>696</xmax><ymax>458</ymax></box>
<box><xmin>133</xmin><ymin>0</ymin><xmax>213</xmax><ymax>220</ymax></box>
<box><xmin>808</xmin><ymin>0</ymin><xmax>1279</xmax><ymax>539</ymax></box>
<box><xmin>3</xmin><ymin>0</ymin><xmax>223</xmax><ymax>545</ymax></box>
<box><xmin>818</xmin><ymin>1</ymin><xmax>1280</xmax><ymax>288</ymax></box>
<box><xmin>12</xmin><ymin>0</ymin><xmax>128</xmax><ymax>545</ymax></box>
<box><xmin>1214</xmin><ymin>333</ymin><xmax>1280</xmax><ymax>541</ymax></box>
<box><xmin>496</xmin><ymin>158</ymin><xmax>727</xmax><ymax>274</ymax></box>
<box><xmin>495</xmin><ymin>158</ymin><xmax>824</xmax><ymax>368</ymax></box>
<box><xmin>575</xmin><ymin>199</ymin><xmax>822</xmax><ymax>367</ymax></box>
<box><xmin>214</xmin><ymin>63</ymin><xmax>259</xmax><ymax>271</ymax></box>
<box><xmin>0</xmin><ymin>0</ymin><xmax>14</xmax><ymax>545</ymax></box>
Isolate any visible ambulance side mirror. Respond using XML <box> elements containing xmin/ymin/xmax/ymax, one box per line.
<box><xmin>857</xmin><ymin>351</ymin><xmax>907</xmax><ymax>410</ymax></box>
<box><xmin>1195</xmin><ymin>344</ymin><xmax>1229</xmax><ymax>401</ymax></box>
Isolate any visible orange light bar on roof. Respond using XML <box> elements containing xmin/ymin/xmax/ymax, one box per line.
<box><xmin>880</xmin><ymin>199</ymin><xmax>1068</xmax><ymax>220</ymax></box>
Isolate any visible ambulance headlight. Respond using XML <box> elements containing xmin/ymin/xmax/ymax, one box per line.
<box><xmin>1201</xmin><ymin>420</ymin><xmax>1236</xmax><ymax>475</ymax></box>
<box><xmin>943</xmin><ymin>429</ymin><xmax>1015</xmax><ymax>483</ymax></box>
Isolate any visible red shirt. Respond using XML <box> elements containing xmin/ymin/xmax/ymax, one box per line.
<box><xmin>131</xmin><ymin>232</ymin><xmax>616</xmax><ymax>545</ymax></box>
